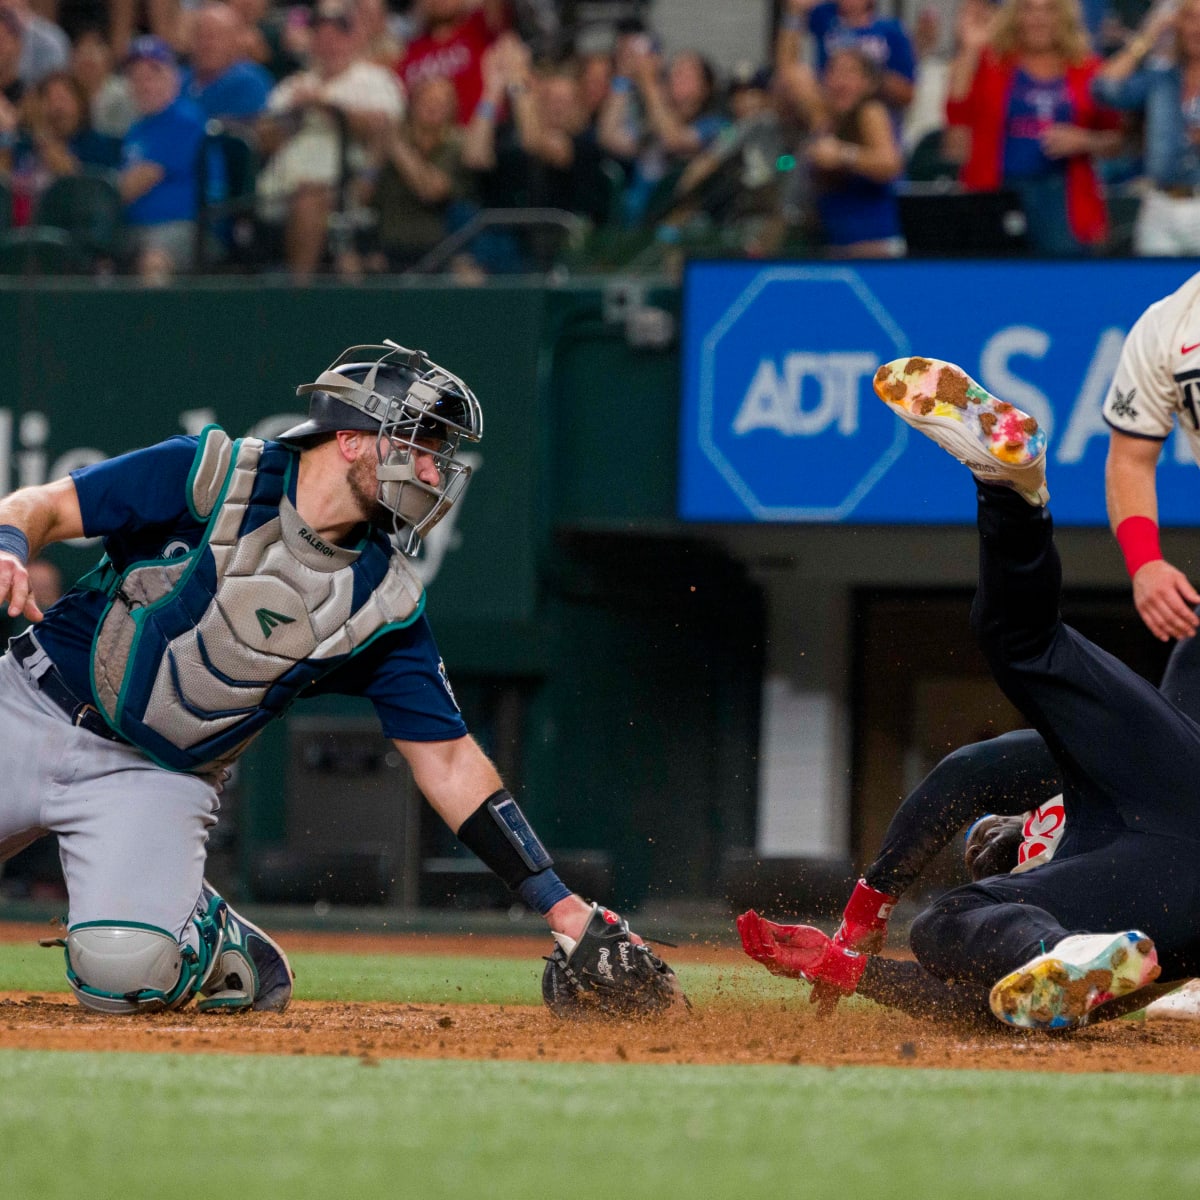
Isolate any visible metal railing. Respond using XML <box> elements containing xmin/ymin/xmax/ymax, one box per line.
<box><xmin>407</xmin><ymin>207</ymin><xmax>588</xmax><ymax>275</ymax></box>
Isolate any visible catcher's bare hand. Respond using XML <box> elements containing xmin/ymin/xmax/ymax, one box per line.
<box><xmin>1132</xmin><ymin>559</ymin><xmax>1200</xmax><ymax>642</ymax></box>
<box><xmin>547</xmin><ymin>893</ymin><xmax>645</xmax><ymax>947</ymax></box>
<box><xmin>0</xmin><ymin>553</ymin><xmax>43</xmax><ymax>622</ymax></box>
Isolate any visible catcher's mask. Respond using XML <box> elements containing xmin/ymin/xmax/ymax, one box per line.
<box><xmin>281</xmin><ymin>340</ymin><xmax>483</xmax><ymax>556</ymax></box>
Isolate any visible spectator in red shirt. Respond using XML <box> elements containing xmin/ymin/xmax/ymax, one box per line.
<box><xmin>946</xmin><ymin>0</ymin><xmax>1121</xmax><ymax>254</ymax></box>
<box><xmin>397</xmin><ymin>0</ymin><xmax>508</xmax><ymax>126</ymax></box>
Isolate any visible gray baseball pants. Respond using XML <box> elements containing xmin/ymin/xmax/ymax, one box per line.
<box><xmin>0</xmin><ymin>651</ymin><xmax>218</xmax><ymax>952</ymax></box>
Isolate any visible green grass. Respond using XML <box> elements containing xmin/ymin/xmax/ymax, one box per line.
<box><xmin>4</xmin><ymin>942</ymin><xmax>1200</xmax><ymax>1198</ymax></box>
<box><xmin>0</xmin><ymin>941</ymin><xmax>803</xmax><ymax>1006</ymax></box>
<box><xmin>4</xmin><ymin>1051</ymin><xmax>1200</xmax><ymax>1200</ymax></box>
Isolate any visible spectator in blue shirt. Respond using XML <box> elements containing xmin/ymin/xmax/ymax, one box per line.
<box><xmin>1092</xmin><ymin>0</ymin><xmax>1200</xmax><ymax>255</ymax></box>
<box><xmin>598</xmin><ymin>39</ymin><xmax>727</xmax><ymax>225</ymax></box>
<box><xmin>183</xmin><ymin>2</ymin><xmax>273</xmax><ymax>121</ymax></box>
<box><xmin>778</xmin><ymin>0</ymin><xmax>916</xmax><ymax>118</ymax></box>
<box><xmin>119</xmin><ymin>35</ymin><xmax>207</xmax><ymax>281</ymax></box>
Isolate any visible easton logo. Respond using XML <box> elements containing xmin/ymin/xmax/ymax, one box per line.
<box><xmin>256</xmin><ymin>608</ymin><xmax>296</xmax><ymax>638</ymax></box>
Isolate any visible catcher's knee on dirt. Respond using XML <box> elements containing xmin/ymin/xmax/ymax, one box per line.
<box><xmin>58</xmin><ymin>909</ymin><xmax>224</xmax><ymax>1015</ymax></box>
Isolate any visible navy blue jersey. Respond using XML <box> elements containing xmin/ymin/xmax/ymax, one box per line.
<box><xmin>34</xmin><ymin>435</ymin><xmax>467</xmax><ymax>743</ymax></box>
<box><xmin>807</xmin><ymin>4</ymin><xmax>916</xmax><ymax>83</ymax></box>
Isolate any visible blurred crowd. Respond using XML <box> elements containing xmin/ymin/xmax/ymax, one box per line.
<box><xmin>0</xmin><ymin>0</ymin><xmax>1197</xmax><ymax>280</ymax></box>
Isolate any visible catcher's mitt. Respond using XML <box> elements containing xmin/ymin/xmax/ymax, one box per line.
<box><xmin>542</xmin><ymin>903</ymin><xmax>686</xmax><ymax>1018</ymax></box>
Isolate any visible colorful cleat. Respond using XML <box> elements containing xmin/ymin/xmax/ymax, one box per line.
<box><xmin>873</xmin><ymin>356</ymin><xmax>1049</xmax><ymax>506</ymax></box>
<box><xmin>989</xmin><ymin>931</ymin><xmax>1160</xmax><ymax>1031</ymax></box>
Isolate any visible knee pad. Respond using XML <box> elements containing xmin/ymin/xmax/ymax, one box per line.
<box><xmin>62</xmin><ymin>913</ymin><xmax>222</xmax><ymax>1015</ymax></box>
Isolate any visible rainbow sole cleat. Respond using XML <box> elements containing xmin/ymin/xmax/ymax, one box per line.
<box><xmin>872</xmin><ymin>357</ymin><xmax>1049</xmax><ymax>506</ymax></box>
<box><xmin>989</xmin><ymin>931</ymin><xmax>1161</xmax><ymax>1031</ymax></box>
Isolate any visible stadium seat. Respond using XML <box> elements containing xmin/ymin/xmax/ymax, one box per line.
<box><xmin>1104</xmin><ymin>187</ymin><xmax>1142</xmax><ymax>257</ymax></box>
<box><xmin>34</xmin><ymin>172</ymin><xmax>124</xmax><ymax>266</ymax></box>
<box><xmin>599</xmin><ymin>159</ymin><xmax>627</xmax><ymax>228</ymax></box>
<box><xmin>0</xmin><ymin>227</ymin><xmax>84</xmax><ymax>275</ymax></box>
<box><xmin>195</xmin><ymin>121</ymin><xmax>261</xmax><ymax>271</ymax></box>
<box><xmin>906</xmin><ymin>129</ymin><xmax>959</xmax><ymax>185</ymax></box>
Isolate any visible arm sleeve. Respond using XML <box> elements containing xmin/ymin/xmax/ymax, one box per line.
<box><xmin>885</xmin><ymin>25</ymin><xmax>916</xmax><ymax>82</ymax></box>
<box><xmin>305</xmin><ymin>614</ymin><xmax>469</xmax><ymax>742</ymax></box>
<box><xmin>1103</xmin><ymin>301</ymin><xmax>1178</xmax><ymax>440</ymax></box>
<box><xmin>70</xmin><ymin>435</ymin><xmax>199</xmax><ymax>537</ymax></box>
<box><xmin>808</xmin><ymin>4</ymin><xmax>835</xmax><ymax>37</ymax></box>
<box><xmin>945</xmin><ymin>52</ymin><xmax>987</xmax><ymax>126</ymax></box>
<box><xmin>944</xmin><ymin>86</ymin><xmax>974</xmax><ymax>125</ymax></box>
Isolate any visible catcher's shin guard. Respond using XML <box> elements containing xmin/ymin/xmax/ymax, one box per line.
<box><xmin>542</xmin><ymin>903</ymin><xmax>685</xmax><ymax>1018</ymax></box>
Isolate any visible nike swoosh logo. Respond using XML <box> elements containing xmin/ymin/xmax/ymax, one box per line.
<box><xmin>1183</xmin><ymin>342</ymin><xmax>1200</xmax><ymax>354</ymax></box>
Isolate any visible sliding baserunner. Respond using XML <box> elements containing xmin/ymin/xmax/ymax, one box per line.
<box><xmin>740</xmin><ymin>356</ymin><xmax>1200</xmax><ymax>1031</ymax></box>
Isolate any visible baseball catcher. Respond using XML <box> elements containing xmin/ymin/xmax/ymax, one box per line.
<box><xmin>0</xmin><ymin>338</ymin><xmax>681</xmax><ymax>1018</ymax></box>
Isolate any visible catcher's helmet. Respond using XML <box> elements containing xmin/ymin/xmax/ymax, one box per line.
<box><xmin>280</xmin><ymin>340</ymin><xmax>482</xmax><ymax>555</ymax></box>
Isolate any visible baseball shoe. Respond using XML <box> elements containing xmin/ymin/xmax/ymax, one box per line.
<box><xmin>1143</xmin><ymin>980</ymin><xmax>1200</xmax><ymax>1021</ymax></box>
<box><xmin>737</xmin><ymin>910</ymin><xmax>867</xmax><ymax>995</ymax></box>
<box><xmin>989</xmin><ymin>931</ymin><xmax>1160</xmax><ymax>1031</ymax></box>
<box><xmin>872</xmin><ymin>356</ymin><xmax>1049</xmax><ymax>506</ymax></box>
<box><xmin>197</xmin><ymin>881</ymin><xmax>294</xmax><ymax>1013</ymax></box>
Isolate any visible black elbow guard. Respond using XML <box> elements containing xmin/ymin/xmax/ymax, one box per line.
<box><xmin>456</xmin><ymin>789</ymin><xmax>554</xmax><ymax>890</ymax></box>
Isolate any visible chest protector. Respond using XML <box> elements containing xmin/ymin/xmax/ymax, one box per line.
<box><xmin>88</xmin><ymin>427</ymin><xmax>425</xmax><ymax>773</ymax></box>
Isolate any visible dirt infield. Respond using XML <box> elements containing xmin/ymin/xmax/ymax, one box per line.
<box><xmin>5</xmin><ymin>991</ymin><xmax>1200</xmax><ymax>1073</ymax></box>
<box><xmin>3</xmin><ymin>923</ymin><xmax>1200</xmax><ymax>1072</ymax></box>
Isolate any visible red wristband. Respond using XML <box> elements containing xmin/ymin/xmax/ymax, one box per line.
<box><xmin>1116</xmin><ymin>515</ymin><xmax>1163</xmax><ymax>578</ymax></box>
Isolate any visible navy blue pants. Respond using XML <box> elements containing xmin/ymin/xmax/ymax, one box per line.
<box><xmin>859</xmin><ymin>485</ymin><xmax>1200</xmax><ymax>1022</ymax></box>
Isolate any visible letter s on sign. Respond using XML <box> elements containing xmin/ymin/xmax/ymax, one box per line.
<box><xmin>979</xmin><ymin>327</ymin><xmax>1053</xmax><ymax>438</ymax></box>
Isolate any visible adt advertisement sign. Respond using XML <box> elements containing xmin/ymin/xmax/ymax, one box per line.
<box><xmin>680</xmin><ymin>260</ymin><xmax>1198</xmax><ymax>525</ymax></box>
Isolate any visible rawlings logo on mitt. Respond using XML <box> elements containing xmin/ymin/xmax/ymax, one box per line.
<box><xmin>542</xmin><ymin>903</ymin><xmax>686</xmax><ymax>1018</ymax></box>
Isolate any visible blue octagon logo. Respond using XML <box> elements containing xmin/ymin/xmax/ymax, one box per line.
<box><xmin>698</xmin><ymin>267</ymin><xmax>910</xmax><ymax>520</ymax></box>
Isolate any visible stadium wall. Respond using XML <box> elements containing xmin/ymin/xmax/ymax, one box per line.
<box><xmin>6</xmin><ymin>273</ymin><xmax>1194</xmax><ymax>912</ymax></box>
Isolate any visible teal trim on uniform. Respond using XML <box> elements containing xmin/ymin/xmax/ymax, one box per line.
<box><xmin>186</xmin><ymin>424</ymin><xmax>226</xmax><ymax>522</ymax></box>
<box><xmin>82</xmin><ymin>429</ymin><xmax>422</xmax><ymax>774</ymax></box>
<box><xmin>96</xmin><ymin>434</ymin><xmax>244</xmax><ymax>734</ymax></box>
<box><xmin>348</xmin><ymin>591</ymin><xmax>429</xmax><ymax>657</ymax></box>
<box><xmin>67</xmin><ymin>919</ymin><xmax>176</xmax><ymax>935</ymax></box>
<box><xmin>75</xmin><ymin>555</ymin><xmax>119</xmax><ymax>598</ymax></box>
<box><xmin>281</xmin><ymin>450</ymin><xmax>296</xmax><ymax>501</ymax></box>
<box><xmin>66</xmin><ymin>899</ymin><xmax>224</xmax><ymax>1010</ymax></box>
